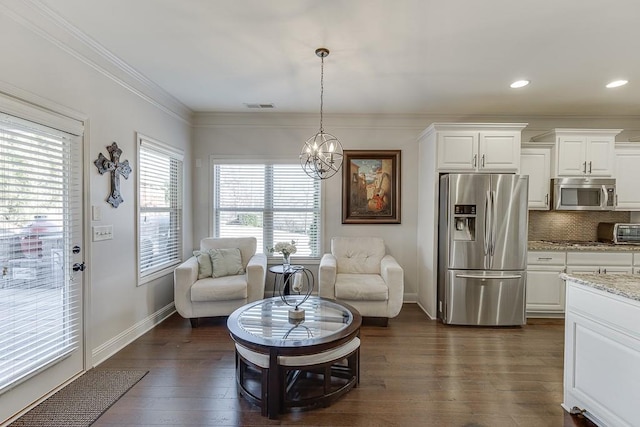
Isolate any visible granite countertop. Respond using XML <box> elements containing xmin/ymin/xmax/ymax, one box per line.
<box><xmin>528</xmin><ymin>240</ymin><xmax>639</xmax><ymax>252</ymax></box>
<box><xmin>560</xmin><ymin>272</ymin><xmax>640</xmax><ymax>302</ymax></box>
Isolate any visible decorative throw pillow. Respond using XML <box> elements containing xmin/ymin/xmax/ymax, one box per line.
<box><xmin>193</xmin><ymin>250</ymin><xmax>213</xmax><ymax>279</ymax></box>
<box><xmin>209</xmin><ymin>248</ymin><xmax>245</xmax><ymax>278</ymax></box>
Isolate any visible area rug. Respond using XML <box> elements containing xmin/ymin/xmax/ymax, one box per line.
<box><xmin>9</xmin><ymin>368</ymin><xmax>148</xmax><ymax>427</ymax></box>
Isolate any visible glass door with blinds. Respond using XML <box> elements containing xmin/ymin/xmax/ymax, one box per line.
<box><xmin>0</xmin><ymin>110</ymin><xmax>84</xmax><ymax>422</ymax></box>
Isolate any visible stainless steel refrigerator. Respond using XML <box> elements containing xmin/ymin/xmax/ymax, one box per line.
<box><xmin>438</xmin><ymin>173</ymin><xmax>529</xmax><ymax>326</ymax></box>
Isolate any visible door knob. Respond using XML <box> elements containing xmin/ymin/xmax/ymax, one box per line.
<box><xmin>72</xmin><ymin>262</ymin><xmax>86</xmax><ymax>272</ymax></box>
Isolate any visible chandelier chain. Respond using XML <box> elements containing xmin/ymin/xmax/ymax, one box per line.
<box><xmin>319</xmin><ymin>53</ymin><xmax>324</xmax><ymax>133</ymax></box>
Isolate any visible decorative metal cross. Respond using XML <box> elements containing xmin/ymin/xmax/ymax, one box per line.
<box><xmin>94</xmin><ymin>142</ymin><xmax>132</xmax><ymax>208</ymax></box>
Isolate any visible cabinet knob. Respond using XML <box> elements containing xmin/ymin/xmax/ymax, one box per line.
<box><xmin>583</xmin><ymin>161</ymin><xmax>587</xmax><ymax>173</ymax></box>
<box><xmin>588</xmin><ymin>161</ymin><xmax>592</xmax><ymax>173</ymax></box>
<box><xmin>481</xmin><ymin>154</ymin><xmax>485</xmax><ymax>168</ymax></box>
<box><xmin>545</xmin><ymin>194</ymin><xmax>549</xmax><ymax>206</ymax></box>
<box><xmin>473</xmin><ymin>154</ymin><xmax>477</xmax><ymax>167</ymax></box>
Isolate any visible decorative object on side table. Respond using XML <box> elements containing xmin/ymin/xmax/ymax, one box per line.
<box><xmin>276</xmin><ymin>266</ymin><xmax>314</xmax><ymax>322</ymax></box>
<box><xmin>94</xmin><ymin>142</ymin><xmax>132</xmax><ymax>208</ymax></box>
<box><xmin>267</xmin><ymin>240</ymin><xmax>297</xmax><ymax>268</ymax></box>
<box><xmin>342</xmin><ymin>150</ymin><xmax>401</xmax><ymax>224</ymax></box>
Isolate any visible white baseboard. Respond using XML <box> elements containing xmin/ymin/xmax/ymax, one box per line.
<box><xmin>91</xmin><ymin>303</ymin><xmax>176</xmax><ymax>367</ymax></box>
<box><xmin>402</xmin><ymin>293</ymin><xmax>418</xmax><ymax>303</ymax></box>
<box><xmin>416</xmin><ymin>300</ymin><xmax>437</xmax><ymax>320</ymax></box>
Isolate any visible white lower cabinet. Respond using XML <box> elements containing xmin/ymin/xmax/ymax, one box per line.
<box><xmin>566</xmin><ymin>266</ymin><xmax>634</xmax><ymax>274</ymax></box>
<box><xmin>563</xmin><ymin>281</ymin><xmax>640</xmax><ymax>427</ymax></box>
<box><xmin>566</xmin><ymin>251</ymin><xmax>633</xmax><ymax>275</ymax></box>
<box><xmin>527</xmin><ymin>250</ymin><xmax>635</xmax><ymax>317</ymax></box>
<box><xmin>527</xmin><ymin>267</ymin><xmax>566</xmax><ymax>315</ymax></box>
<box><xmin>526</xmin><ymin>251</ymin><xmax>566</xmax><ymax>317</ymax></box>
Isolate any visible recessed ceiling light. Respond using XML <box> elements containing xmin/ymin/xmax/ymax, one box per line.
<box><xmin>606</xmin><ymin>80</ymin><xmax>628</xmax><ymax>88</ymax></box>
<box><xmin>510</xmin><ymin>80</ymin><xmax>530</xmax><ymax>89</ymax></box>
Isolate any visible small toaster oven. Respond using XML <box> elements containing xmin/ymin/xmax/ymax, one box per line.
<box><xmin>597</xmin><ymin>223</ymin><xmax>640</xmax><ymax>245</ymax></box>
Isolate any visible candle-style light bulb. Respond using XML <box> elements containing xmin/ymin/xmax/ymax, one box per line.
<box><xmin>329</xmin><ymin>142</ymin><xmax>335</xmax><ymax>152</ymax></box>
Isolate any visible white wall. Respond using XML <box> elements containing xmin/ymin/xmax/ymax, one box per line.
<box><xmin>193</xmin><ymin>113</ymin><xmax>427</xmax><ymax>301</ymax></box>
<box><xmin>0</xmin><ymin>5</ymin><xmax>193</xmax><ymax>367</ymax></box>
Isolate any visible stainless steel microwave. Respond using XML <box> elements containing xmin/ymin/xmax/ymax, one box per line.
<box><xmin>552</xmin><ymin>178</ymin><xmax>616</xmax><ymax>211</ymax></box>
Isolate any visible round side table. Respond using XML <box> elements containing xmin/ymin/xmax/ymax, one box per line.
<box><xmin>269</xmin><ymin>264</ymin><xmax>303</xmax><ymax>295</ymax></box>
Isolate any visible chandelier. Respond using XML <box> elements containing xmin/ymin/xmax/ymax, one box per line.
<box><xmin>300</xmin><ymin>48</ymin><xmax>344</xmax><ymax>180</ymax></box>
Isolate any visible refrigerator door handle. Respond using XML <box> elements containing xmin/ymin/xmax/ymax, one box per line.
<box><xmin>490</xmin><ymin>190</ymin><xmax>497</xmax><ymax>256</ymax></box>
<box><xmin>455</xmin><ymin>274</ymin><xmax>523</xmax><ymax>280</ymax></box>
<box><xmin>484</xmin><ymin>190</ymin><xmax>491</xmax><ymax>256</ymax></box>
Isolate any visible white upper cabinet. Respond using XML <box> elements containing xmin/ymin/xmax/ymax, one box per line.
<box><xmin>520</xmin><ymin>145</ymin><xmax>552</xmax><ymax>210</ymax></box>
<box><xmin>615</xmin><ymin>142</ymin><xmax>640</xmax><ymax>210</ymax></box>
<box><xmin>532</xmin><ymin>129</ymin><xmax>622</xmax><ymax>177</ymax></box>
<box><xmin>437</xmin><ymin>131</ymin><xmax>478</xmax><ymax>171</ymax></box>
<box><xmin>433</xmin><ymin>123</ymin><xmax>527</xmax><ymax>173</ymax></box>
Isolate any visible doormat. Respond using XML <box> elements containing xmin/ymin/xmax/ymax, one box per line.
<box><xmin>9</xmin><ymin>368</ymin><xmax>148</xmax><ymax>427</ymax></box>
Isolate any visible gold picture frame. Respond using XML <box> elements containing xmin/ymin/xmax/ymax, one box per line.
<box><xmin>342</xmin><ymin>150</ymin><xmax>401</xmax><ymax>224</ymax></box>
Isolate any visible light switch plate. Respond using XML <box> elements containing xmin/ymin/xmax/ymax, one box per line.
<box><xmin>93</xmin><ymin>225</ymin><xmax>113</xmax><ymax>241</ymax></box>
<box><xmin>92</xmin><ymin>205</ymin><xmax>102</xmax><ymax>221</ymax></box>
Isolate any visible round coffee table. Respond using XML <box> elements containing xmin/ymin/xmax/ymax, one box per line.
<box><xmin>227</xmin><ymin>296</ymin><xmax>362</xmax><ymax>418</ymax></box>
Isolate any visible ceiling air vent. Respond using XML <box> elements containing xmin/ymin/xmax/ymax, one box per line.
<box><xmin>244</xmin><ymin>103</ymin><xmax>275</xmax><ymax>109</ymax></box>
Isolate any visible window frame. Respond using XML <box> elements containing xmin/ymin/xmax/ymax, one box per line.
<box><xmin>136</xmin><ymin>133</ymin><xmax>184</xmax><ymax>285</ymax></box>
<box><xmin>210</xmin><ymin>155</ymin><xmax>324</xmax><ymax>263</ymax></box>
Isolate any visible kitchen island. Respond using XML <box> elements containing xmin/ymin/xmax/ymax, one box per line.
<box><xmin>560</xmin><ymin>272</ymin><xmax>640</xmax><ymax>427</ymax></box>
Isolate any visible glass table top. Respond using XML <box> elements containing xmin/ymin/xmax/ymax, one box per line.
<box><xmin>234</xmin><ymin>296</ymin><xmax>353</xmax><ymax>345</ymax></box>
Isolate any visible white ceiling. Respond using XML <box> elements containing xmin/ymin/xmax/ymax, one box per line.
<box><xmin>40</xmin><ymin>0</ymin><xmax>640</xmax><ymax>116</ymax></box>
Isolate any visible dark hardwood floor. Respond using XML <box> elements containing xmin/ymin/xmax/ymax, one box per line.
<box><xmin>95</xmin><ymin>304</ymin><xmax>596</xmax><ymax>426</ymax></box>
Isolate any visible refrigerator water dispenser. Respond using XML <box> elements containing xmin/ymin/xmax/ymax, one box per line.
<box><xmin>453</xmin><ymin>204</ymin><xmax>475</xmax><ymax>241</ymax></box>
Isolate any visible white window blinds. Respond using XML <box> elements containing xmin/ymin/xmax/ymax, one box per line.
<box><xmin>213</xmin><ymin>162</ymin><xmax>321</xmax><ymax>258</ymax></box>
<box><xmin>138</xmin><ymin>135</ymin><xmax>183</xmax><ymax>281</ymax></box>
<box><xmin>0</xmin><ymin>113</ymin><xmax>81</xmax><ymax>391</ymax></box>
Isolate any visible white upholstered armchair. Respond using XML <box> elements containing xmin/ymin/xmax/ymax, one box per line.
<box><xmin>174</xmin><ymin>237</ymin><xmax>267</xmax><ymax>327</ymax></box>
<box><xmin>318</xmin><ymin>237</ymin><xmax>404</xmax><ymax>325</ymax></box>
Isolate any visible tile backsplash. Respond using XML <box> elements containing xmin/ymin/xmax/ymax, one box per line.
<box><xmin>528</xmin><ymin>211</ymin><xmax>631</xmax><ymax>241</ymax></box>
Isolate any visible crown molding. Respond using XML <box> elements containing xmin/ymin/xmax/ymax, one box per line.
<box><xmin>192</xmin><ymin>111</ymin><xmax>640</xmax><ymax>134</ymax></box>
<box><xmin>1</xmin><ymin>0</ymin><xmax>193</xmax><ymax>124</ymax></box>
<box><xmin>193</xmin><ymin>112</ymin><xmax>431</xmax><ymax>130</ymax></box>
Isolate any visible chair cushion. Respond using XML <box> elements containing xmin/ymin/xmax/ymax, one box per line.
<box><xmin>280</xmin><ymin>337</ymin><xmax>360</xmax><ymax>366</ymax></box>
<box><xmin>201</xmin><ymin>237</ymin><xmax>256</xmax><ymax>270</ymax></box>
<box><xmin>193</xmin><ymin>250</ymin><xmax>213</xmax><ymax>279</ymax></box>
<box><xmin>335</xmin><ymin>273</ymin><xmax>388</xmax><ymax>301</ymax></box>
<box><xmin>191</xmin><ymin>275</ymin><xmax>248</xmax><ymax>302</ymax></box>
<box><xmin>235</xmin><ymin>337</ymin><xmax>360</xmax><ymax>369</ymax></box>
<box><xmin>331</xmin><ymin>237</ymin><xmax>385</xmax><ymax>274</ymax></box>
<box><xmin>210</xmin><ymin>248</ymin><xmax>245</xmax><ymax>278</ymax></box>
